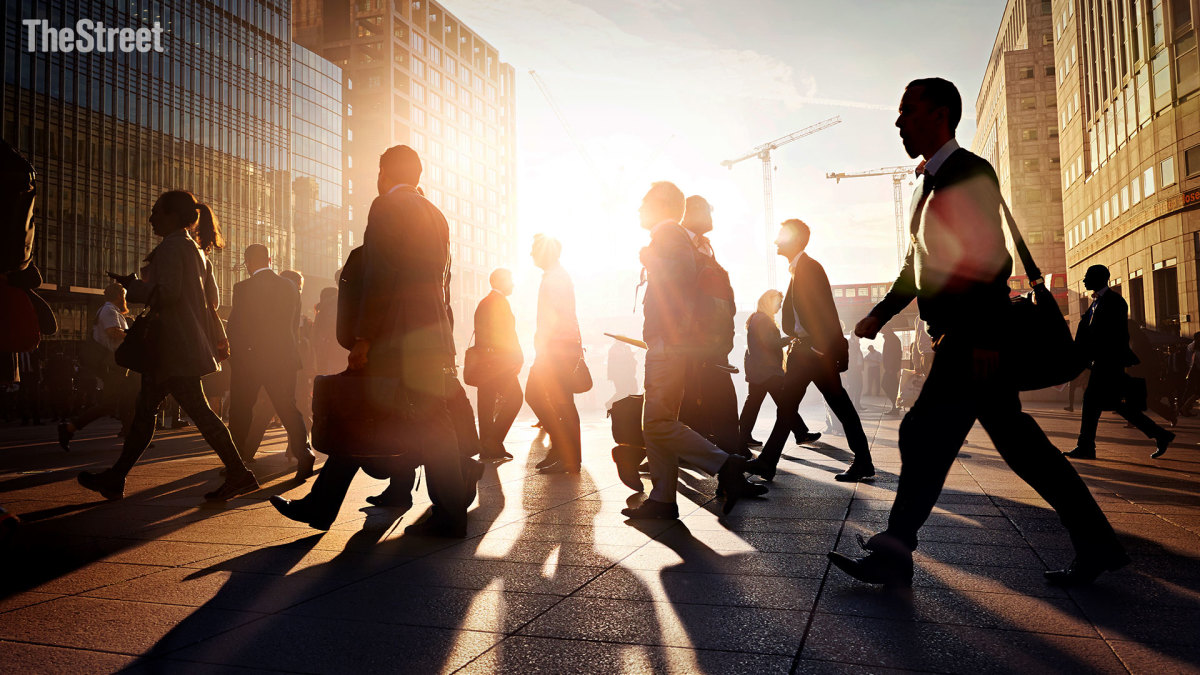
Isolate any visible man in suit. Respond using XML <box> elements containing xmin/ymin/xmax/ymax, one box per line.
<box><xmin>746</xmin><ymin>219</ymin><xmax>874</xmax><ymax>483</ymax></box>
<box><xmin>830</xmin><ymin>77</ymin><xmax>1126</xmax><ymax>588</ymax></box>
<box><xmin>473</xmin><ymin>268</ymin><xmax>522</xmax><ymax>462</ymax></box>
<box><xmin>270</xmin><ymin>145</ymin><xmax>470</xmax><ymax>537</ymax></box>
<box><xmin>226</xmin><ymin>244</ymin><xmax>315</xmax><ymax>479</ymax></box>
<box><xmin>1066</xmin><ymin>264</ymin><xmax>1174</xmax><ymax>460</ymax></box>
<box><xmin>620</xmin><ymin>181</ymin><xmax>764</xmax><ymax>520</ymax></box>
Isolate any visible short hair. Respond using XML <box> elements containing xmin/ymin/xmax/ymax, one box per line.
<box><xmin>532</xmin><ymin>234</ymin><xmax>562</xmax><ymax>264</ymax></box>
<box><xmin>907</xmin><ymin>77</ymin><xmax>963</xmax><ymax>134</ymax></box>
<box><xmin>780</xmin><ymin>218</ymin><xmax>811</xmax><ymax>246</ymax></box>
<box><xmin>244</xmin><ymin>243</ymin><xmax>269</xmax><ymax>264</ymax></box>
<box><xmin>380</xmin><ymin>144</ymin><xmax>422</xmax><ymax>184</ymax></box>
<box><xmin>1085</xmin><ymin>264</ymin><xmax>1110</xmax><ymax>283</ymax></box>
<box><xmin>645</xmin><ymin>181</ymin><xmax>686</xmax><ymax>220</ymax></box>
<box><xmin>103</xmin><ymin>282</ymin><xmax>125</xmax><ymax>301</ymax></box>
<box><xmin>681</xmin><ymin>195</ymin><xmax>712</xmax><ymax>229</ymax></box>
<box><xmin>489</xmin><ymin>267</ymin><xmax>512</xmax><ymax>288</ymax></box>
<box><xmin>280</xmin><ymin>270</ymin><xmax>303</xmax><ymax>287</ymax></box>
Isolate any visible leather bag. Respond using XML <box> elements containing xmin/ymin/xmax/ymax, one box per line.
<box><xmin>607</xmin><ymin>394</ymin><xmax>645</xmax><ymax>447</ymax></box>
<box><xmin>570</xmin><ymin>355</ymin><xmax>593</xmax><ymax>394</ymax></box>
<box><xmin>1000</xmin><ymin>199</ymin><xmax>1083</xmax><ymax>391</ymax></box>
<box><xmin>114</xmin><ymin>300</ymin><xmax>160</xmax><ymax>374</ymax></box>
<box><xmin>311</xmin><ymin>371</ymin><xmax>422</xmax><ymax>458</ymax></box>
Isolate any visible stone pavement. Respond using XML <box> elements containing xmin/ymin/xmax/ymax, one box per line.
<box><xmin>1</xmin><ymin>397</ymin><xmax>1198</xmax><ymax>674</ymax></box>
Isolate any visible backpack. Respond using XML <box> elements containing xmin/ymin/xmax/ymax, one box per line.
<box><xmin>336</xmin><ymin>246</ymin><xmax>364</xmax><ymax>351</ymax></box>
<box><xmin>690</xmin><ymin>244</ymin><xmax>736</xmax><ymax>359</ymax></box>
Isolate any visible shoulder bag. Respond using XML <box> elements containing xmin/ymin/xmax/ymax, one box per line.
<box><xmin>114</xmin><ymin>290</ymin><xmax>160</xmax><ymax>374</ymax></box>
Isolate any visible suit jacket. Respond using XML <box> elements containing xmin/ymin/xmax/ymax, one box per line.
<box><xmin>1075</xmin><ymin>289</ymin><xmax>1138</xmax><ymax>373</ymax></box>
<box><xmin>534</xmin><ymin>263</ymin><xmax>580</xmax><ymax>359</ymax></box>
<box><xmin>868</xmin><ymin>148</ymin><xmax>1013</xmax><ymax>348</ymax></box>
<box><xmin>227</xmin><ymin>269</ymin><xmax>302</xmax><ymax>373</ymax></box>
<box><xmin>744</xmin><ymin>311</ymin><xmax>788</xmax><ymax>384</ymax></box>
<box><xmin>783</xmin><ymin>253</ymin><xmax>849</xmax><ymax>367</ymax></box>
<box><xmin>354</xmin><ymin>185</ymin><xmax>455</xmax><ymax>395</ymax></box>
<box><xmin>641</xmin><ymin>222</ymin><xmax>697</xmax><ymax>348</ymax></box>
<box><xmin>126</xmin><ymin>229</ymin><xmax>221</xmax><ymax>378</ymax></box>
<box><xmin>474</xmin><ymin>290</ymin><xmax>523</xmax><ymax>364</ymax></box>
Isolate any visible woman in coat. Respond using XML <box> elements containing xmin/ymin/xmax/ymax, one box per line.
<box><xmin>77</xmin><ymin>191</ymin><xmax>257</xmax><ymax>502</ymax></box>
<box><xmin>739</xmin><ymin>290</ymin><xmax>818</xmax><ymax>447</ymax></box>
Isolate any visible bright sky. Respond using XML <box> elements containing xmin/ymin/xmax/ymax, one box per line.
<box><xmin>443</xmin><ymin>0</ymin><xmax>1007</xmax><ymax>320</ymax></box>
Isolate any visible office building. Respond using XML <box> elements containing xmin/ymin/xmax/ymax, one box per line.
<box><xmin>973</xmin><ymin>0</ymin><xmax>1071</xmax><ymax>310</ymax></box>
<box><xmin>295</xmin><ymin>0</ymin><xmax>518</xmax><ymax>342</ymax></box>
<box><xmin>1054</xmin><ymin>0</ymin><xmax>1200</xmax><ymax>336</ymax></box>
<box><xmin>2</xmin><ymin>0</ymin><xmax>294</xmax><ymax>339</ymax></box>
<box><xmin>291</xmin><ymin>43</ymin><xmax>346</xmax><ymax>303</ymax></box>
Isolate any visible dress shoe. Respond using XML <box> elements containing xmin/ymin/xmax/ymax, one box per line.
<box><xmin>365</xmin><ymin>489</ymin><xmax>414</xmax><ymax>509</ymax></box>
<box><xmin>57</xmin><ymin>422</ymin><xmax>73</xmax><ymax>451</ymax></box>
<box><xmin>1152</xmin><ymin>431</ymin><xmax>1175</xmax><ymax>459</ymax></box>
<box><xmin>828</xmin><ymin>534</ymin><xmax>913</xmax><ymax>587</ymax></box>
<box><xmin>1063</xmin><ymin>447</ymin><xmax>1096</xmax><ymax>460</ymax></box>
<box><xmin>613</xmin><ymin>444</ymin><xmax>645</xmax><ymax>492</ymax></box>
<box><xmin>621</xmin><ymin>499</ymin><xmax>679</xmax><ymax>520</ymax></box>
<box><xmin>538</xmin><ymin>462</ymin><xmax>580</xmax><ymax>475</ymax></box>
<box><xmin>219</xmin><ymin>457</ymin><xmax>256</xmax><ymax>477</ymax></box>
<box><xmin>795</xmin><ymin>431</ymin><xmax>822</xmax><ymax>445</ymax></box>
<box><xmin>292</xmin><ymin>445</ymin><xmax>316</xmax><ymax>480</ymax></box>
<box><xmin>717</xmin><ymin>455</ymin><xmax>762</xmax><ymax>515</ymax></box>
<box><xmin>77</xmin><ymin>470</ymin><xmax>125</xmax><ymax>501</ymax></box>
<box><xmin>204</xmin><ymin>470</ymin><xmax>259</xmax><ymax>501</ymax></box>
<box><xmin>465</xmin><ymin>457</ymin><xmax>486</xmax><ymax>502</ymax></box>
<box><xmin>835</xmin><ymin>463</ymin><xmax>876</xmax><ymax>483</ymax></box>
<box><xmin>744</xmin><ymin>457</ymin><xmax>776</xmax><ymax>482</ymax></box>
<box><xmin>744</xmin><ymin>436</ymin><xmax>763</xmax><ymax>447</ymax></box>
<box><xmin>269</xmin><ymin>495</ymin><xmax>334</xmax><ymax>530</ymax></box>
<box><xmin>534</xmin><ymin>451</ymin><xmax>557</xmax><ymax>469</ymax></box>
<box><xmin>405</xmin><ymin>514</ymin><xmax>467</xmax><ymax>538</ymax></box>
<box><xmin>1062</xmin><ymin>405</ymin><xmax>1074</xmax><ymax>412</ymax></box>
<box><xmin>480</xmin><ymin>448</ymin><xmax>514</xmax><ymax>462</ymax></box>
<box><xmin>1044</xmin><ymin>550</ymin><xmax>1131</xmax><ymax>587</ymax></box>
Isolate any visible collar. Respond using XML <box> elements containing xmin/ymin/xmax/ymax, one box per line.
<box><xmin>788</xmin><ymin>251</ymin><xmax>806</xmax><ymax>273</ymax></box>
<box><xmin>386</xmin><ymin>183</ymin><xmax>416</xmax><ymax>196</ymax></box>
<box><xmin>921</xmin><ymin>139</ymin><xmax>960</xmax><ymax>177</ymax></box>
<box><xmin>1092</xmin><ymin>286</ymin><xmax>1109</xmax><ymax>301</ymax></box>
<box><xmin>250</xmin><ymin>267</ymin><xmax>271</xmax><ymax>277</ymax></box>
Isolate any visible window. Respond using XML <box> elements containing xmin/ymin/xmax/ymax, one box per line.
<box><xmin>1186</xmin><ymin>144</ymin><xmax>1200</xmax><ymax>176</ymax></box>
<box><xmin>1045</xmin><ymin>64</ymin><xmax>1056</xmax><ymax>77</ymax></box>
<box><xmin>1020</xmin><ymin>96</ymin><xmax>1037</xmax><ymax>110</ymax></box>
<box><xmin>1121</xmin><ymin>185</ymin><xmax>1130</xmax><ymax>212</ymax></box>
<box><xmin>1153</xmin><ymin>260</ymin><xmax>1180</xmax><ymax>335</ymax></box>
<box><xmin>1042</xmin><ymin>33</ymin><xmax>1054</xmax><ymax>45</ymax></box>
<box><xmin>1129</xmin><ymin>271</ymin><xmax>1147</xmax><ymax>325</ymax></box>
<box><xmin>1021</xmin><ymin>128</ymin><xmax>1039</xmax><ymax>141</ymax></box>
<box><xmin>833</xmin><ymin>288</ymin><xmax>843</xmax><ymax>298</ymax></box>
<box><xmin>857</xmin><ymin>288</ymin><xmax>870</xmax><ymax>297</ymax></box>
<box><xmin>1132</xmin><ymin>177</ymin><xmax>1142</xmax><ymax>204</ymax></box>
<box><xmin>1145</xmin><ymin>166</ymin><xmax>1157</xmax><ymax>196</ymax></box>
<box><xmin>1103</xmin><ymin>201</ymin><xmax>1111</xmax><ymax>224</ymax></box>
<box><xmin>1161</xmin><ymin>156</ymin><xmax>1177</xmax><ymax>186</ymax></box>
<box><xmin>1048</xmin><ymin>125</ymin><xmax>1059</xmax><ymax>139</ymax></box>
<box><xmin>1018</xmin><ymin>66</ymin><xmax>1035</xmax><ymax>79</ymax></box>
<box><xmin>1028</xmin><ymin>231</ymin><xmax>1045</xmax><ymax>244</ymax></box>
<box><xmin>1026</xmin><ymin>188</ymin><xmax>1044</xmax><ymax>203</ymax></box>
<box><xmin>1022</xmin><ymin>158</ymin><xmax>1040</xmax><ymax>172</ymax></box>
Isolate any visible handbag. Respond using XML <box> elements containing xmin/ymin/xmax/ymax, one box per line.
<box><xmin>0</xmin><ymin>282</ymin><xmax>41</xmax><ymax>353</ymax></box>
<box><xmin>311</xmin><ymin>371</ymin><xmax>423</xmax><ymax>458</ymax></box>
<box><xmin>607</xmin><ymin>394</ymin><xmax>644</xmax><ymax>447</ymax></box>
<box><xmin>114</xmin><ymin>291</ymin><xmax>160</xmax><ymax>374</ymax></box>
<box><xmin>999</xmin><ymin>199</ymin><xmax>1084</xmax><ymax>391</ymax></box>
<box><xmin>463</xmin><ymin>331</ymin><xmax>507</xmax><ymax>387</ymax></box>
<box><xmin>570</xmin><ymin>355</ymin><xmax>593</xmax><ymax>394</ymax></box>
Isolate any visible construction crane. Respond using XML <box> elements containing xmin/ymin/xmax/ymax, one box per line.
<box><xmin>529</xmin><ymin>70</ymin><xmax>600</xmax><ymax>181</ymax></box>
<box><xmin>722</xmin><ymin>116</ymin><xmax>841</xmax><ymax>288</ymax></box>
<box><xmin>825</xmin><ymin>165</ymin><xmax>919</xmax><ymax>273</ymax></box>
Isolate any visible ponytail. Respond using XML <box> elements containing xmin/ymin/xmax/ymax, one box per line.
<box><xmin>196</xmin><ymin>203</ymin><xmax>224</xmax><ymax>252</ymax></box>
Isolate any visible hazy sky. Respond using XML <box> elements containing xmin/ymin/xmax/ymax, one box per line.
<box><xmin>443</xmin><ymin>0</ymin><xmax>1007</xmax><ymax>318</ymax></box>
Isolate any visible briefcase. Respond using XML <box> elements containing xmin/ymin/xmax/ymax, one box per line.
<box><xmin>607</xmin><ymin>394</ymin><xmax>645</xmax><ymax>448</ymax></box>
<box><xmin>311</xmin><ymin>371</ymin><xmax>422</xmax><ymax>458</ymax></box>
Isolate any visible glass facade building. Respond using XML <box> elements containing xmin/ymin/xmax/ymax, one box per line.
<box><xmin>2</xmin><ymin>0</ymin><xmax>293</xmax><ymax>339</ymax></box>
<box><xmin>290</xmin><ymin>43</ymin><xmax>345</xmax><ymax>300</ymax></box>
<box><xmin>295</xmin><ymin>0</ymin><xmax>517</xmax><ymax>345</ymax></box>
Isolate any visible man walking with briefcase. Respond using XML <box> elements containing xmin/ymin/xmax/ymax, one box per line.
<box><xmin>271</xmin><ymin>145</ymin><xmax>469</xmax><ymax>537</ymax></box>
<box><xmin>470</xmin><ymin>268</ymin><xmax>522</xmax><ymax>462</ymax></box>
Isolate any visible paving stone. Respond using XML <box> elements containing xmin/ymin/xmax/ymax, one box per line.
<box><xmin>0</xmin><ymin>639</ymin><xmax>137</xmax><ymax>674</ymax></box>
<box><xmin>81</xmin><ymin>565</ymin><xmax>353</xmax><ymax>613</ymax></box>
<box><xmin>382</xmin><ymin>557</ymin><xmax>605</xmax><ymax>596</ymax></box>
<box><xmin>459</xmin><ymin>636</ymin><xmax>794</xmax><ymax>674</ymax></box>
<box><xmin>30</xmin><ymin>561</ymin><xmax>169</xmax><ymax>595</ymax></box>
<box><xmin>520</xmin><ymin>596</ymin><xmax>808</xmax><ymax>655</ymax></box>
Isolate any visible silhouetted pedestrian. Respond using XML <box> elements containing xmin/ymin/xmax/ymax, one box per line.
<box><xmin>59</xmin><ymin>283</ymin><xmax>134</xmax><ymax>449</ymax></box>
<box><xmin>738</xmin><ymin>289</ymin><xmax>819</xmax><ymax>448</ymax></box>
<box><xmin>473</xmin><ymin>268</ymin><xmax>522</xmax><ymax>462</ymax></box>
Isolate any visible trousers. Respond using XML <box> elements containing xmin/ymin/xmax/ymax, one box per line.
<box><xmin>476</xmin><ymin>372</ymin><xmax>521</xmax><ymax>453</ymax></box>
<box><xmin>228</xmin><ymin>362</ymin><xmax>309</xmax><ymax>460</ymax></box>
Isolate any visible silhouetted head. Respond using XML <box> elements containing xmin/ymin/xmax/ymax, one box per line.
<box><xmin>103</xmin><ymin>282</ymin><xmax>128</xmax><ymax>313</ymax></box>
<box><xmin>756</xmin><ymin>289</ymin><xmax>783</xmax><ymax>315</ymax></box>
<box><xmin>639</xmin><ymin>181</ymin><xmax>685</xmax><ymax>230</ymax></box>
<box><xmin>150</xmin><ymin>191</ymin><xmax>219</xmax><ymax>241</ymax></box>
<box><xmin>319</xmin><ymin>286</ymin><xmax>338</xmax><ymax>305</ymax></box>
<box><xmin>868</xmin><ymin>345</ymin><xmax>877</xmax><ymax>352</ymax></box>
<box><xmin>490</xmin><ymin>268</ymin><xmax>514</xmax><ymax>296</ymax></box>
<box><xmin>681</xmin><ymin>195</ymin><xmax>713</xmax><ymax>235</ymax></box>
<box><xmin>897</xmin><ymin>78</ymin><xmax>960</xmax><ymax>160</ymax></box>
<box><xmin>531</xmin><ymin>234</ymin><xmax>562</xmax><ymax>270</ymax></box>
<box><xmin>378</xmin><ymin>145</ymin><xmax>422</xmax><ymax>195</ymax></box>
<box><xmin>775</xmin><ymin>218</ymin><xmax>810</xmax><ymax>260</ymax></box>
<box><xmin>244</xmin><ymin>244</ymin><xmax>270</xmax><ymax>274</ymax></box>
<box><xmin>280</xmin><ymin>269</ymin><xmax>303</xmax><ymax>293</ymax></box>
<box><xmin>1083</xmin><ymin>264</ymin><xmax>1110</xmax><ymax>291</ymax></box>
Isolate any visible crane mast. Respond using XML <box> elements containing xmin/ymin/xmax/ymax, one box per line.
<box><xmin>722</xmin><ymin>116</ymin><xmax>842</xmax><ymax>288</ymax></box>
